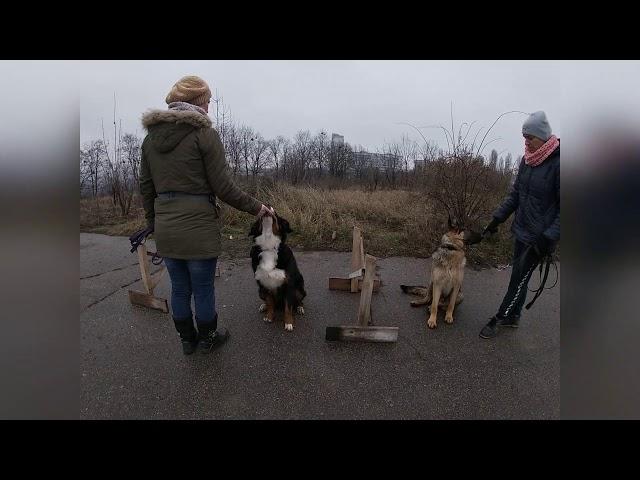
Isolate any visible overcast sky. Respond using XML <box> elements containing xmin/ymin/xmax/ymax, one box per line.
<box><xmin>78</xmin><ymin>60</ymin><xmax>640</xmax><ymax>160</ymax></box>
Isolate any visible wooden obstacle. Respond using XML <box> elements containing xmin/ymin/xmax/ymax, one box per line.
<box><xmin>128</xmin><ymin>243</ymin><xmax>169</xmax><ymax>313</ymax></box>
<box><xmin>328</xmin><ymin>226</ymin><xmax>381</xmax><ymax>293</ymax></box>
<box><xmin>325</xmin><ymin>254</ymin><xmax>399</xmax><ymax>343</ymax></box>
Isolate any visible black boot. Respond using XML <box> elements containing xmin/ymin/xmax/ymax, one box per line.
<box><xmin>173</xmin><ymin>317</ymin><xmax>199</xmax><ymax>355</ymax></box>
<box><xmin>197</xmin><ymin>315</ymin><xmax>229</xmax><ymax>354</ymax></box>
<box><xmin>479</xmin><ymin>316</ymin><xmax>500</xmax><ymax>339</ymax></box>
<box><xmin>498</xmin><ymin>314</ymin><xmax>520</xmax><ymax>328</ymax></box>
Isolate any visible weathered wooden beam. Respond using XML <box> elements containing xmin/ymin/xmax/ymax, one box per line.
<box><xmin>357</xmin><ymin>255</ymin><xmax>377</xmax><ymax>327</ymax></box>
<box><xmin>128</xmin><ymin>290</ymin><xmax>169</xmax><ymax>313</ymax></box>
<box><xmin>136</xmin><ymin>244</ymin><xmax>153</xmax><ymax>294</ymax></box>
<box><xmin>325</xmin><ymin>326</ymin><xmax>399</xmax><ymax>343</ymax></box>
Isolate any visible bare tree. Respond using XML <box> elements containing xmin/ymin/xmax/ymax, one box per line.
<box><xmin>489</xmin><ymin>149</ymin><xmax>499</xmax><ymax>171</ymax></box>
<box><xmin>350</xmin><ymin>145</ymin><xmax>368</xmax><ymax>180</ymax></box>
<box><xmin>286</xmin><ymin>130</ymin><xmax>312</xmax><ymax>184</ymax></box>
<box><xmin>81</xmin><ymin>141</ymin><xmax>102</xmax><ymax>198</ymax></box>
<box><xmin>311</xmin><ymin>130</ymin><xmax>329</xmax><ymax>178</ymax></box>
<box><xmin>80</xmin><ymin>139</ymin><xmax>109</xmax><ymax>222</ymax></box>
<box><xmin>121</xmin><ymin>133</ymin><xmax>141</xmax><ymax>186</ymax></box>
<box><xmin>502</xmin><ymin>152</ymin><xmax>513</xmax><ymax>174</ymax></box>
<box><xmin>223</xmin><ymin>124</ymin><xmax>242</xmax><ymax>176</ymax></box>
<box><xmin>237</xmin><ymin>125</ymin><xmax>255</xmax><ymax>178</ymax></box>
<box><xmin>379</xmin><ymin>143</ymin><xmax>400</xmax><ymax>188</ymax></box>
<box><xmin>329</xmin><ymin>140</ymin><xmax>351</xmax><ymax>178</ymax></box>
<box><xmin>248</xmin><ymin>133</ymin><xmax>271</xmax><ymax>178</ymax></box>
<box><xmin>268</xmin><ymin>136</ymin><xmax>287</xmax><ymax>179</ymax></box>
<box><xmin>115</xmin><ymin>132</ymin><xmax>142</xmax><ymax>215</ymax></box>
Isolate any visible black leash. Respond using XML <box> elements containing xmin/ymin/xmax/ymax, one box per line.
<box><xmin>129</xmin><ymin>227</ymin><xmax>163</xmax><ymax>265</ymax></box>
<box><xmin>510</xmin><ymin>243</ymin><xmax>558</xmax><ymax>311</ymax></box>
<box><xmin>482</xmin><ymin>231</ymin><xmax>558</xmax><ymax>311</ymax></box>
<box><xmin>525</xmin><ymin>252</ymin><xmax>558</xmax><ymax>310</ymax></box>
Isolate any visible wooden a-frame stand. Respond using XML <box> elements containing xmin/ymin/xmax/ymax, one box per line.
<box><xmin>326</xmin><ymin>254</ymin><xmax>398</xmax><ymax>343</ymax></box>
<box><xmin>128</xmin><ymin>244</ymin><xmax>169</xmax><ymax>313</ymax></box>
<box><xmin>328</xmin><ymin>226</ymin><xmax>381</xmax><ymax>293</ymax></box>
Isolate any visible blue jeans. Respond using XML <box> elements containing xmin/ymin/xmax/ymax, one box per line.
<box><xmin>163</xmin><ymin>258</ymin><xmax>218</xmax><ymax>328</ymax></box>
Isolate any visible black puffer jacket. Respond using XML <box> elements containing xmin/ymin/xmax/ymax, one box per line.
<box><xmin>493</xmin><ymin>144</ymin><xmax>560</xmax><ymax>246</ymax></box>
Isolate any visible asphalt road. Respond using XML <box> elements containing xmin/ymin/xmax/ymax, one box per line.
<box><xmin>80</xmin><ymin>233</ymin><xmax>559</xmax><ymax>419</ymax></box>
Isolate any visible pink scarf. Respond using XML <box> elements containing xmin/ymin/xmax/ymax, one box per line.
<box><xmin>524</xmin><ymin>135</ymin><xmax>559</xmax><ymax>167</ymax></box>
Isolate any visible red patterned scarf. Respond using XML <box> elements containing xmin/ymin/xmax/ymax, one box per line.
<box><xmin>524</xmin><ymin>135</ymin><xmax>559</xmax><ymax>167</ymax></box>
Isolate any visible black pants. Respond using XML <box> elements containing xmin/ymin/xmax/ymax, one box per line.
<box><xmin>497</xmin><ymin>239</ymin><xmax>542</xmax><ymax>319</ymax></box>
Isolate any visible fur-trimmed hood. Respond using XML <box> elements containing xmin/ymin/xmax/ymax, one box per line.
<box><xmin>141</xmin><ymin>109</ymin><xmax>212</xmax><ymax>130</ymax></box>
<box><xmin>141</xmin><ymin>109</ymin><xmax>212</xmax><ymax>153</ymax></box>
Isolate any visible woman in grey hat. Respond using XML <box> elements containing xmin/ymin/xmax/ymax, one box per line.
<box><xmin>479</xmin><ymin>111</ymin><xmax>560</xmax><ymax>339</ymax></box>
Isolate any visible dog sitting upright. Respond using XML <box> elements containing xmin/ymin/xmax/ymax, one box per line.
<box><xmin>249</xmin><ymin>213</ymin><xmax>306</xmax><ymax>332</ymax></box>
<box><xmin>401</xmin><ymin>215</ymin><xmax>481</xmax><ymax>329</ymax></box>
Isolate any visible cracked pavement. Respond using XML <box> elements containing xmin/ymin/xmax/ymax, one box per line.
<box><xmin>80</xmin><ymin>232</ymin><xmax>560</xmax><ymax>419</ymax></box>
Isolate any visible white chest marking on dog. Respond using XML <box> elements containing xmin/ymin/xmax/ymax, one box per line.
<box><xmin>254</xmin><ymin>216</ymin><xmax>286</xmax><ymax>290</ymax></box>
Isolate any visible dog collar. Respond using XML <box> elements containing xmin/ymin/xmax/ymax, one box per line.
<box><xmin>440</xmin><ymin>243</ymin><xmax>462</xmax><ymax>251</ymax></box>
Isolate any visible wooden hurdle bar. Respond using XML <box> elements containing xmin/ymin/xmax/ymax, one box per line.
<box><xmin>328</xmin><ymin>226</ymin><xmax>381</xmax><ymax>293</ymax></box>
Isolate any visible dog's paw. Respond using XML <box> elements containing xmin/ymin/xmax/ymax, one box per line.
<box><xmin>258</xmin><ymin>303</ymin><xmax>267</xmax><ymax>312</ymax></box>
<box><xmin>445</xmin><ymin>315</ymin><xmax>454</xmax><ymax>324</ymax></box>
<box><xmin>296</xmin><ymin>306</ymin><xmax>305</xmax><ymax>315</ymax></box>
<box><xmin>263</xmin><ymin>316</ymin><xmax>273</xmax><ymax>323</ymax></box>
<box><xmin>427</xmin><ymin>317</ymin><xmax>437</xmax><ymax>329</ymax></box>
<box><xmin>410</xmin><ymin>300</ymin><xmax>423</xmax><ymax>308</ymax></box>
<box><xmin>284</xmin><ymin>323</ymin><xmax>294</xmax><ymax>332</ymax></box>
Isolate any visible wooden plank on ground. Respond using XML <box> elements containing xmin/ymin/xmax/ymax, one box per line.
<box><xmin>128</xmin><ymin>290</ymin><xmax>169</xmax><ymax>313</ymax></box>
<box><xmin>325</xmin><ymin>326</ymin><xmax>399</xmax><ymax>343</ymax></box>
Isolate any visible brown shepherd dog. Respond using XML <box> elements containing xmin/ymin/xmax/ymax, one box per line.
<box><xmin>401</xmin><ymin>215</ymin><xmax>482</xmax><ymax>329</ymax></box>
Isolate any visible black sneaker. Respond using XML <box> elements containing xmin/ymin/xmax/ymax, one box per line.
<box><xmin>498</xmin><ymin>315</ymin><xmax>520</xmax><ymax>328</ymax></box>
<box><xmin>479</xmin><ymin>316</ymin><xmax>500</xmax><ymax>339</ymax></box>
<box><xmin>198</xmin><ymin>327</ymin><xmax>230</xmax><ymax>354</ymax></box>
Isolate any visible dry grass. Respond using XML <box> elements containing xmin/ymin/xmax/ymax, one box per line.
<box><xmin>80</xmin><ymin>185</ymin><xmax>516</xmax><ymax>266</ymax></box>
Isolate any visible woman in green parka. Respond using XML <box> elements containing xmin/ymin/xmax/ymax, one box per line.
<box><xmin>139</xmin><ymin>75</ymin><xmax>274</xmax><ymax>355</ymax></box>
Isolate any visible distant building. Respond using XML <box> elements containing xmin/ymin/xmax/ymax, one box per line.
<box><xmin>330</xmin><ymin>133</ymin><xmax>401</xmax><ymax>174</ymax></box>
<box><xmin>351</xmin><ymin>151</ymin><xmax>400</xmax><ymax>172</ymax></box>
<box><xmin>413</xmin><ymin>159</ymin><xmax>427</xmax><ymax>170</ymax></box>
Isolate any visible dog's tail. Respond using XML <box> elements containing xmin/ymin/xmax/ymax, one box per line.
<box><xmin>400</xmin><ymin>285</ymin><xmax>429</xmax><ymax>296</ymax></box>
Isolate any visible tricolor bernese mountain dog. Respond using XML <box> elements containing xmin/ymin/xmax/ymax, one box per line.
<box><xmin>249</xmin><ymin>214</ymin><xmax>306</xmax><ymax>331</ymax></box>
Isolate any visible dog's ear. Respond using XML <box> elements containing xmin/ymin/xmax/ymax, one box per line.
<box><xmin>279</xmin><ymin>216</ymin><xmax>293</xmax><ymax>234</ymax></box>
<box><xmin>248</xmin><ymin>219</ymin><xmax>261</xmax><ymax>238</ymax></box>
<box><xmin>448</xmin><ymin>213</ymin><xmax>461</xmax><ymax>232</ymax></box>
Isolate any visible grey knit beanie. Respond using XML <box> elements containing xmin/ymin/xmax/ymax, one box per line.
<box><xmin>522</xmin><ymin>111</ymin><xmax>552</xmax><ymax>141</ymax></box>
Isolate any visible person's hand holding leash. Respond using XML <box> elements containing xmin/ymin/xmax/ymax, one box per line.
<box><xmin>533</xmin><ymin>235</ymin><xmax>553</xmax><ymax>257</ymax></box>
<box><xmin>482</xmin><ymin>217</ymin><xmax>500</xmax><ymax>239</ymax></box>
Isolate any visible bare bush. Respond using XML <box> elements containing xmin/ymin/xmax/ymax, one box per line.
<box><xmin>401</xmin><ymin>110</ymin><xmax>528</xmax><ymax>228</ymax></box>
